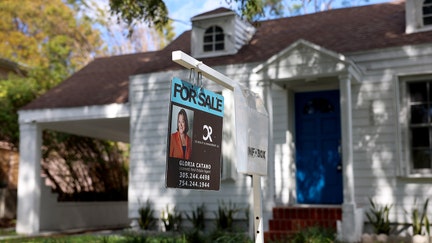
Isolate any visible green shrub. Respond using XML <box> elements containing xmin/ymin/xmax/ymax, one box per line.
<box><xmin>186</xmin><ymin>203</ymin><xmax>206</xmax><ymax>231</ymax></box>
<box><xmin>215</xmin><ymin>201</ymin><xmax>240</xmax><ymax>231</ymax></box>
<box><xmin>212</xmin><ymin>231</ymin><xmax>252</xmax><ymax>243</ymax></box>
<box><xmin>138</xmin><ymin>200</ymin><xmax>156</xmax><ymax>230</ymax></box>
<box><xmin>289</xmin><ymin>226</ymin><xmax>336</xmax><ymax>243</ymax></box>
<box><xmin>411</xmin><ymin>198</ymin><xmax>430</xmax><ymax>235</ymax></box>
<box><xmin>184</xmin><ymin>230</ymin><xmax>207</xmax><ymax>243</ymax></box>
<box><xmin>365</xmin><ymin>198</ymin><xmax>392</xmax><ymax>234</ymax></box>
<box><xmin>161</xmin><ymin>205</ymin><xmax>183</xmax><ymax>232</ymax></box>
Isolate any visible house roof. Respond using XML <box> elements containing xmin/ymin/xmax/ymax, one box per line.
<box><xmin>22</xmin><ymin>0</ymin><xmax>432</xmax><ymax>110</ymax></box>
<box><xmin>191</xmin><ymin>7</ymin><xmax>234</xmax><ymax>19</ymax></box>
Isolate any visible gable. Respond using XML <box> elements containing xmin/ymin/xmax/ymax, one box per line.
<box><xmin>253</xmin><ymin>39</ymin><xmax>355</xmax><ymax>81</ymax></box>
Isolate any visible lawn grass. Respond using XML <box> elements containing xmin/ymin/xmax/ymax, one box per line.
<box><xmin>0</xmin><ymin>226</ymin><xmax>337</xmax><ymax>243</ymax></box>
<box><xmin>0</xmin><ymin>232</ymin><xmax>191</xmax><ymax>243</ymax></box>
<box><xmin>0</xmin><ymin>234</ymin><xmax>126</xmax><ymax>243</ymax></box>
<box><xmin>0</xmin><ymin>230</ymin><xmax>251</xmax><ymax>243</ymax></box>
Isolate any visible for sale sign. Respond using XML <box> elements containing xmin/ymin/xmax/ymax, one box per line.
<box><xmin>166</xmin><ymin>77</ymin><xmax>224</xmax><ymax>190</ymax></box>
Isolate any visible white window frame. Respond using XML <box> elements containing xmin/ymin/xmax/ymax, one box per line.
<box><xmin>398</xmin><ymin>75</ymin><xmax>432</xmax><ymax>178</ymax></box>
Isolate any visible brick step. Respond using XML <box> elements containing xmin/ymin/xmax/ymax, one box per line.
<box><xmin>272</xmin><ymin>207</ymin><xmax>342</xmax><ymax>220</ymax></box>
<box><xmin>265</xmin><ymin>207</ymin><xmax>342</xmax><ymax>242</ymax></box>
<box><xmin>269</xmin><ymin>218</ymin><xmax>338</xmax><ymax>231</ymax></box>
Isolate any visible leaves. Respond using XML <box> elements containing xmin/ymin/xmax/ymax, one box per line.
<box><xmin>0</xmin><ymin>0</ymin><xmax>104</xmax><ymax>146</ymax></box>
<box><xmin>186</xmin><ymin>203</ymin><xmax>206</xmax><ymax>231</ymax></box>
<box><xmin>0</xmin><ymin>74</ymin><xmax>38</xmax><ymax>146</ymax></box>
<box><xmin>366</xmin><ymin>198</ymin><xmax>392</xmax><ymax>234</ymax></box>
<box><xmin>215</xmin><ymin>201</ymin><xmax>241</xmax><ymax>231</ymax></box>
<box><xmin>161</xmin><ymin>205</ymin><xmax>183</xmax><ymax>231</ymax></box>
<box><xmin>411</xmin><ymin>198</ymin><xmax>430</xmax><ymax>235</ymax></box>
<box><xmin>0</xmin><ymin>0</ymin><xmax>103</xmax><ymax>68</ymax></box>
<box><xmin>109</xmin><ymin>0</ymin><xmax>169</xmax><ymax>37</ymax></box>
<box><xmin>138</xmin><ymin>199</ymin><xmax>157</xmax><ymax>230</ymax></box>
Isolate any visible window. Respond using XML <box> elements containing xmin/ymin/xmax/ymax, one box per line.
<box><xmin>424</xmin><ymin>0</ymin><xmax>432</xmax><ymax>26</ymax></box>
<box><xmin>407</xmin><ymin>80</ymin><xmax>432</xmax><ymax>174</ymax></box>
<box><xmin>203</xmin><ymin>26</ymin><xmax>224</xmax><ymax>52</ymax></box>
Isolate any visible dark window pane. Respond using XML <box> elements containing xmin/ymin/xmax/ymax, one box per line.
<box><xmin>409</xmin><ymin>82</ymin><xmax>427</xmax><ymax>102</ymax></box>
<box><xmin>412</xmin><ymin>149</ymin><xmax>431</xmax><ymax>169</ymax></box>
<box><xmin>423</xmin><ymin>5</ymin><xmax>432</xmax><ymax>15</ymax></box>
<box><xmin>215</xmin><ymin>26</ymin><xmax>223</xmax><ymax>33</ymax></box>
<box><xmin>215</xmin><ymin>43</ymin><xmax>224</xmax><ymax>50</ymax></box>
<box><xmin>412</xmin><ymin>127</ymin><xmax>430</xmax><ymax>147</ymax></box>
<box><xmin>424</xmin><ymin>0</ymin><xmax>432</xmax><ymax>25</ymax></box>
<box><xmin>215</xmin><ymin>33</ymin><xmax>224</xmax><ymax>41</ymax></box>
<box><xmin>411</xmin><ymin>105</ymin><xmax>428</xmax><ymax>124</ymax></box>
<box><xmin>204</xmin><ymin>35</ymin><xmax>213</xmax><ymax>43</ymax></box>
<box><xmin>205</xmin><ymin>27</ymin><xmax>213</xmax><ymax>34</ymax></box>
<box><xmin>409</xmin><ymin>79</ymin><xmax>432</xmax><ymax>171</ymax></box>
<box><xmin>204</xmin><ymin>44</ymin><xmax>212</xmax><ymax>52</ymax></box>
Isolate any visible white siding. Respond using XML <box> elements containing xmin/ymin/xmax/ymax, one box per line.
<box><xmin>128</xmin><ymin>41</ymin><xmax>432</xmax><ymax>231</ymax></box>
<box><xmin>348</xmin><ymin>44</ymin><xmax>432</xmax><ymax>223</ymax></box>
<box><xmin>128</xmin><ymin>65</ymin><xmax>265</xmax><ymax>225</ymax></box>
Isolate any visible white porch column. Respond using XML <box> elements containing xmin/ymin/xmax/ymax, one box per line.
<box><xmin>16</xmin><ymin>122</ymin><xmax>42</xmax><ymax>234</ymax></box>
<box><xmin>339</xmin><ymin>74</ymin><xmax>361</xmax><ymax>242</ymax></box>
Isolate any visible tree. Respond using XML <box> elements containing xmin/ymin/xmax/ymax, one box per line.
<box><xmin>0</xmin><ymin>1</ymin><xmax>130</xmax><ymax>201</ymax></box>
<box><xmin>0</xmin><ymin>0</ymin><xmax>104</xmax><ymax>74</ymax></box>
<box><xmin>108</xmin><ymin>0</ymin><xmax>375</xmax><ymax>36</ymax></box>
<box><xmin>0</xmin><ymin>0</ymin><xmax>104</xmax><ymax>147</ymax></box>
<box><xmin>67</xmin><ymin>0</ymin><xmax>175</xmax><ymax>54</ymax></box>
<box><xmin>108</xmin><ymin>0</ymin><xmax>285</xmax><ymax>37</ymax></box>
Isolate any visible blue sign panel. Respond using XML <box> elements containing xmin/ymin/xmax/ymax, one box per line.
<box><xmin>171</xmin><ymin>77</ymin><xmax>224</xmax><ymax>117</ymax></box>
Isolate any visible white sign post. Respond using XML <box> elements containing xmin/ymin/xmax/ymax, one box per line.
<box><xmin>172</xmin><ymin>51</ymin><xmax>269</xmax><ymax>243</ymax></box>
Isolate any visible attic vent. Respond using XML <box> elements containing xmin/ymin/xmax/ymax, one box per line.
<box><xmin>203</xmin><ymin>26</ymin><xmax>224</xmax><ymax>52</ymax></box>
<box><xmin>424</xmin><ymin>0</ymin><xmax>432</xmax><ymax>25</ymax></box>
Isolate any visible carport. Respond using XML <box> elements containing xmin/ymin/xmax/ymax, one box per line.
<box><xmin>16</xmin><ymin>103</ymin><xmax>130</xmax><ymax>234</ymax></box>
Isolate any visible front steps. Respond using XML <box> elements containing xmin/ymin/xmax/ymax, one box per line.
<box><xmin>264</xmin><ymin>206</ymin><xmax>342</xmax><ymax>242</ymax></box>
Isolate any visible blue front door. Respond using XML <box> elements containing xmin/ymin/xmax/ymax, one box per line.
<box><xmin>295</xmin><ymin>90</ymin><xmax>343</xmax><ymax>204</ymax></box>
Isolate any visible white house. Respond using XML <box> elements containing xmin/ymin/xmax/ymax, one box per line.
<box><xmin>16</xmin><ymin>0</ymin><xmax>432</xmax><ymax>241</ymax></box>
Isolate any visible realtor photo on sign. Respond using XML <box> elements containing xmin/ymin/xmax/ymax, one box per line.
<box><xmin>169</xmin><ymin>105</ymin><xmax>194</xmax><ymax>160</ymax></box>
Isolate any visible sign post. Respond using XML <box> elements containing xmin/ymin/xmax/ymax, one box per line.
<box><xmin>172</xmin><ymin>51</ymin><xmax>269</xmax><ymax>243</ymax></box>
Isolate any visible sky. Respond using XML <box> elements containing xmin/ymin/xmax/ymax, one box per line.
<box><xmin>165</xmin><ymin>0</ymin><xmax>238</xmax><ymax>37</ymax></box>
<box><xmin>164</xmin><ymin>0</ymin><xmax>393</xmax><ymax>38</ymax></box>
<box><xmin>91</xmin><ymin>0</ymin><xmax>394</xmax><ymax>54</ymax></box>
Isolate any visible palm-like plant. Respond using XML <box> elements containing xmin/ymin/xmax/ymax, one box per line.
<box><xmin>138</xmin><ymin>199</ymin><xmax>156</xmax><ymax>230</ymax></box>
<box><xmin>411</xmin><ymin>198</ymin><xmax>430</xmax><ymax>236</ymax></box>
<box><xmin>365</xmin><ymin>198</ymin><xmax>392</xmax><ymax>234</ymax></box>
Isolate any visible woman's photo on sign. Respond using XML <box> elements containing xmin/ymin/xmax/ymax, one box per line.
<box><xmin>169</xmin><ymin>105</ymin><xmax>194</xmax><ymax>160</ymax></box>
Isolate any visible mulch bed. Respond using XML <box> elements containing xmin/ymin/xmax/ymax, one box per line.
<box><xmin>0</xmin><ymin>219</ymin><xmax>15</xmax><ymax>228</ymax></box>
